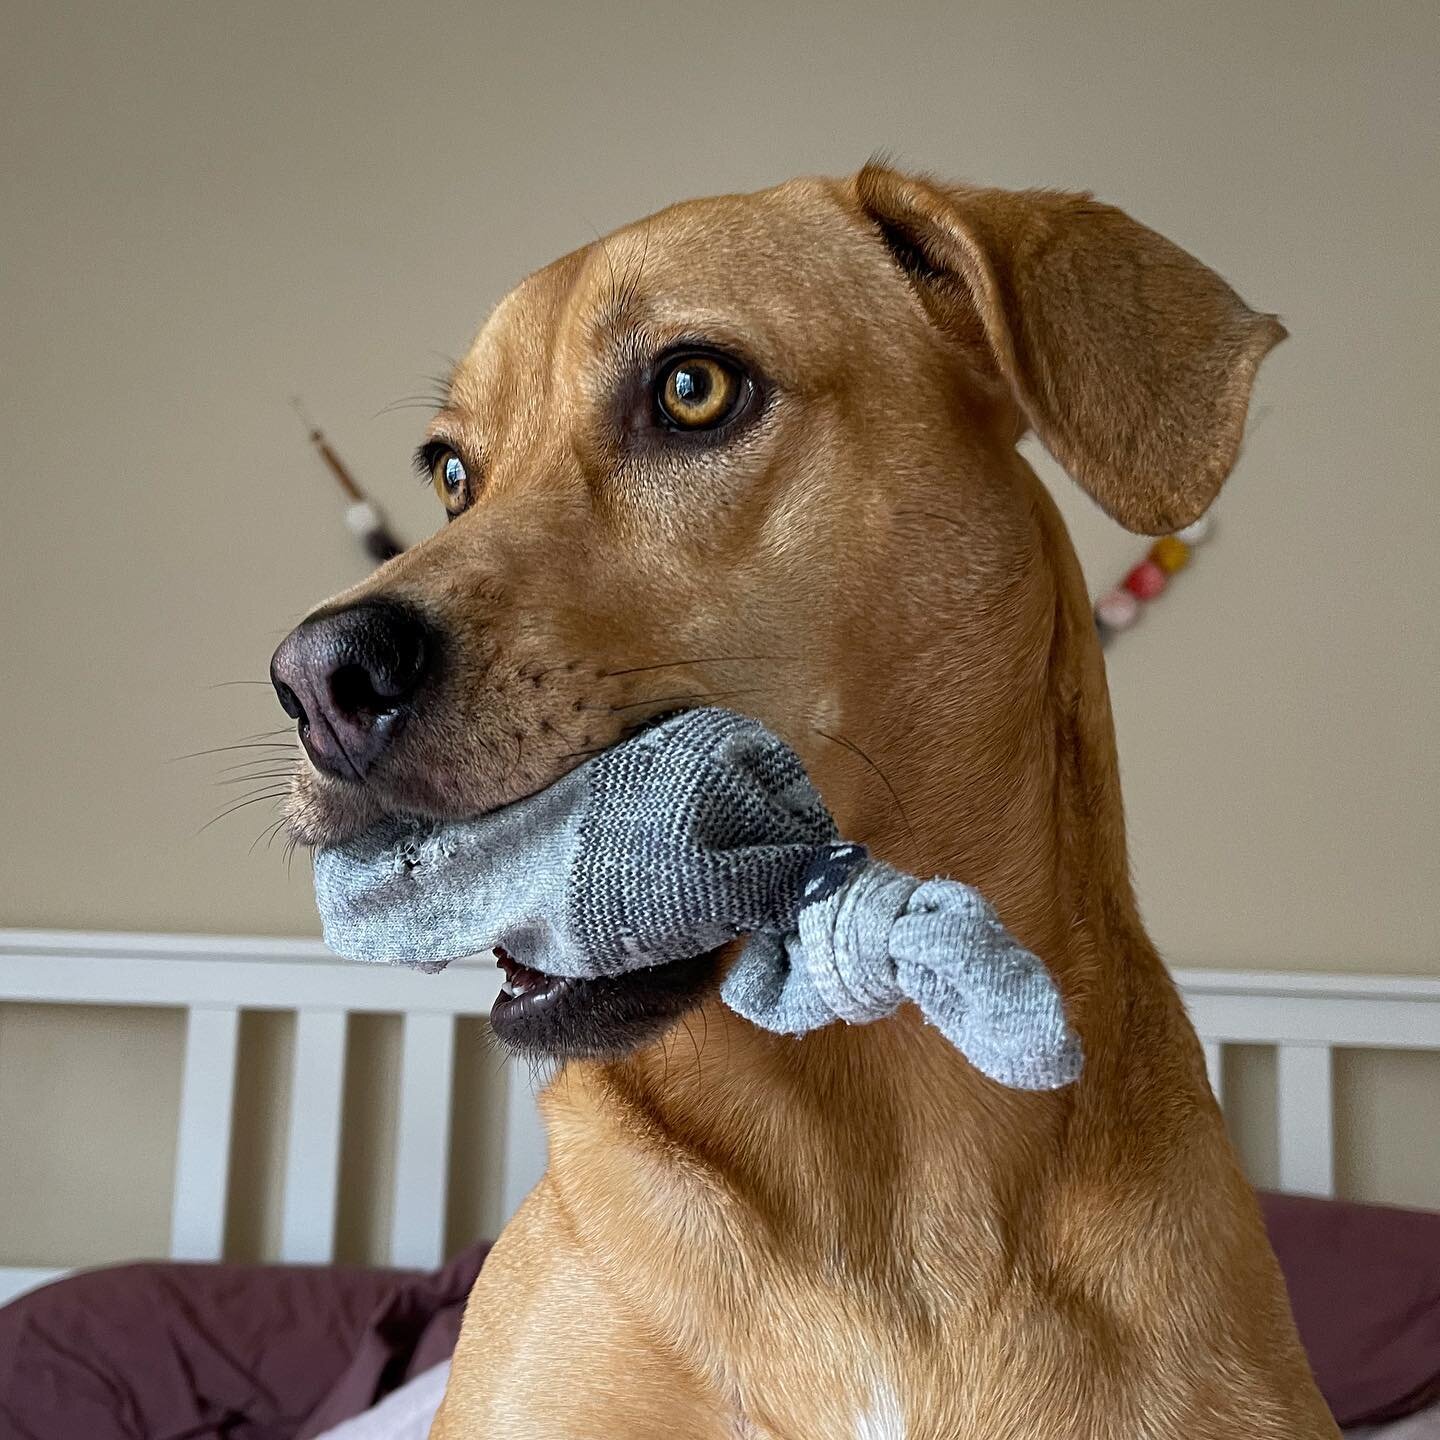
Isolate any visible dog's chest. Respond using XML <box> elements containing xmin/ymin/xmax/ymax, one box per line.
<box><xmin>730</xmin><ymin>1379</ymin><xmax>907</xmax><ymax>1440</ymax></box>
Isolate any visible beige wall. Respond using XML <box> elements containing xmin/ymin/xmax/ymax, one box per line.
<box><xmin>2</xmin><ymin>0</ymin><xmax>1437</xmax><ymax>1265</ymax></box>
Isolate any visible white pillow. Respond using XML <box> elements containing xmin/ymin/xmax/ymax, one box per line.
<box><xmin>309</xmin><ymin>1359</ymin><xmax>450</xmax><ymax>1440</ymax></box>
<box><xmin>1347</xmin><ymin>1399</ymin><xmax>1440</xmax><ymax>1440</ymax></box>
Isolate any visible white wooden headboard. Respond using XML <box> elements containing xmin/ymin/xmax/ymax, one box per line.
<box><xmin>2</xmin><ymin>929</ymin><xmax>1438</xmax><ymax>1309</ymax></box>
<box><xmin>1180</xmin><ymin>967</ymin><xmax>1440</xmax><ymax>1198</ymax></box>
<box><xmin>0</xmin><ymin>929</ymin><xmax>549</xmax><ymax>1308</ymax></box>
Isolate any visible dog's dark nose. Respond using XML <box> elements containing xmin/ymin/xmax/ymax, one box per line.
<box><xmin>270</xmin><ymin>600</ymin><xmax>432</xmax><ymax>780</ymax></box>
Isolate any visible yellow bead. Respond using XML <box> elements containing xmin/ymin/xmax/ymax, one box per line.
<box><xmin>1150</xmin><ymin>535</ymin><xmax>1191</xmax><ymax>575</ymax></box>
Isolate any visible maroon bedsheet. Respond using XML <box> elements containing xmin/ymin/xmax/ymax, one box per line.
<box><xmin>2</xmin><ymin>1194</ymin><xmax>1438</xmax><ymax>1437</ymax></box>
<box><xmin>1260</xmin><ymin>1192</ymin><xmax>1440</xmax><ymax>1427</ymax></box>
<box><xmin>0</xmin><ymin>1247</ymin><xmax>485</xmax><ymax>1440</ymax></box>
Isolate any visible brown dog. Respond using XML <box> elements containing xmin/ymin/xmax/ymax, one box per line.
<box><xmin>272</xmin><ymin>165</ymin><xmax>1337</xmax><ymax>1438</ymax></box>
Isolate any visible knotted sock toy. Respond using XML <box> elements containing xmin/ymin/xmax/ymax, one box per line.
<box><xmin>314</xmin><ymin>707</ymin><xmax>1082</xmax><ymax>1090</ymax></box>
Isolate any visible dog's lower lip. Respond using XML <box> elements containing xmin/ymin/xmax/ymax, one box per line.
<box><xmin>490</xmin><ymin>968</ymin><xmax>573</xmax><ymax>1028</ymax></box>
<box><xmin>492</xmin><ymin>949</ymin><xmax>565</xmax><ymax>1020</ymax></box>
<box><xmin>488</xmin><ymin>948</ymin><xmax>724</xmax><ymax>1059</ymax></box>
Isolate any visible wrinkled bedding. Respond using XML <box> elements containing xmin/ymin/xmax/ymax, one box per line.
<box><xmin>1262</xmin><ymin>1193</ymin><xmax>1440</xmax><ymax>1427</ymax></box>
<box><xmin>3</xmin><ymin>1193</ymin><xmax>1438</xmax><ymax>1438</ymax></box>
<box><xmin>0</xmin><ymin>1246</ymin><xmax>485</xmax><ymax>1440</ymax></box>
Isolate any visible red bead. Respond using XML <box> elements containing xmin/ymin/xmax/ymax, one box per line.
<box><xmin>1123</xmin><ymin>560</ymin><xmax>1167</xmax><ymax>601</ymax></box>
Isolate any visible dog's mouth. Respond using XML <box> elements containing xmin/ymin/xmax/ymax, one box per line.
<box><xmin>489</xmin><ymin>945</ymin><xmax>725</xmax><ymax>1060</ymax></box>
<box><xmin>289</xmin><ymin>688</ymin><xmax>735</xmax><ymax>1058</ymax></box>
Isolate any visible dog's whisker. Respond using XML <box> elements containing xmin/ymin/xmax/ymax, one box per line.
<box><xmin>811</xmin><ymin>725</ymin><xmax>919</xmax><ymax>846</ymax></box>
<box><xmin>425</xmin><ymin>355</ymin><xmax>459</xmax><ymax>389</ymax></box>
<box><xmin>614</xmin><ymin>225</ymin><xmax>652</xmax><ymax>320</ymax></box>
<box><xmin>206</xmin><ymin>758</ymin><xmax>298</xmax><ymax>781</ymax></box>
<box><xmin>221</xmin><ymin>783</ymin><xmax>292</xmax><ymax>806</ymax></box>
<box><xmin>554</xmin><ymin>721</ymin><xmax>649</xmax><ymax>764</ymax></box>
<box><xmin>526</xmin><ymin>658</ymin><xmax>592</xmax><ymax>682</ymax></box>
<box><xmin>894</xmin><ymin>509</ymin><xmax>967</xmax><ymax>535</ymax></box>
<box><xmin>680</xmin><ymin>1012</ymin><xmax>704</xmax><ymax>1093</ymax></box>
<box><xmin>205</xmin><ymin>679</ymin><xmax>275</xmax><ymax>690</ymax></box>
<box><xmin>169</xmin><ymin>741</ymin><xmax>298</xmax><ymax>762</ymax></box>
<box><xmin>599</xmin><ymin>654</ymin><xmax>792</xmax><ymax>678</ymax></box>
<box><xmin>600</xmin><ymin>687</ymin><xmax>770</xmax><ymax>714</ymax></box>
<box><xmin>250</xmin><ymin>818</ymin><xmax>289</xmax><ymax>856</ymax></box>
<box><xmin>696</xmin><ymin>1003</ymin><xmax>711</xmax><ymax>1084</ymax></box>
<box><xmin>216</xmin><ymin>753</ymin><xmax>300</xmax><ymax>776</ymax></box>
<box><xmin>376</xmin><ymin>397</ymin><xmax>451</xmax><ymax>418</ymax></box>
<box><xmin>198</xmin><ymin>789</ymin><xmax>290</xmax><ymax>836</ymax></box>
<box><xmin>177</xmin><ymin>727</ymin><xmax>293</xmax><ymax>758</ymax></box>
<box><xmin>214</xmin><ymin>770</ymin><xmax>296</xmax><ymax>788</ymax></box>
<box><xmin>596</xmin><ymin>226</ymin><xmax>622</xmax><ymax>318</ymax></box>
<box><xmin>216</xmin><ymin>770</ymin><xmax>296</xmax><ymax>787</ymax></box>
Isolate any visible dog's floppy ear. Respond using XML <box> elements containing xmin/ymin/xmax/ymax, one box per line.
<box><xmin>855</xmin><ymin>163</ymin><xmax>1286</xmax><ymax>534</ymax></box>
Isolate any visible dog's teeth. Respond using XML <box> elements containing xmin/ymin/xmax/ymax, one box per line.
<box><xmin>500</xmin><ymin>981</ymin><xmax>517</xmax><ymax>998</ymax></box>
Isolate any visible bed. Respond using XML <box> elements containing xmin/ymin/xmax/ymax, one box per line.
<box><xmin>2</xmin><ymin>928</ymin><xmax>1438</xmax><ymax>1436</ymax></box>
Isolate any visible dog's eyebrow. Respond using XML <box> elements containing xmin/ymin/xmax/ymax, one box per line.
<box><xmin>419</xmin><ymin>405</ymin><xmax>477</xmax><ymax>445</ymax></box>
<box><xmin>590</xmin><ymin>290</ymin><xmax>646</xmax><ymax>342</ymax></box>
<box><xmin>589</xmin><ymin>228</ymin><xmax>652</xmax><ymax>336</ymax></box>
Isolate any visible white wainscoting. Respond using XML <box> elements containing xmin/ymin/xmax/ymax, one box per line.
<box><xmin>2</xmin><ymin>930</ymin><xmax>1438</xmax><ymax>1308</ymax></box>
<box><xmin>1176</xmin><ymin>967</ymin><xmax>1440</xmax><ymax>1199</ymax></box>
<box><xmin>0</xmin><ymin>929</ymin><xmax>547</xmax><ymax>1308</ymax></box>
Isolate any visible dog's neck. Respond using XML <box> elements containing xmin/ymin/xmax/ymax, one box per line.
<box><xmin>882</xmin><ymin>471</ymin><xmax>1139</xmax><ymax>998</ymax></box>
<box><xmin>810</xmin><ymin>462</ymin><xmax>1138</xmax><ymax>1000</ymax></box>
<box><xmin>548</xmin><ymin>467</ymin><xmax>1153</xmax><ymax>1228</ymax></box>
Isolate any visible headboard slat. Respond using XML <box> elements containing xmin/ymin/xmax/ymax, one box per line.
<box><xmin>1202</xmin><ymin>1040</ymin><xmax>1225</xmax><ymax>1109</ymax></box>
<box><xmin>1276</xmin><ymin>1043</ymin><xmax>1336</xmax><ymax>1198</ymax></box>
<box><xmin>390</xmin><ymin>1012</ymin><xmax>457</xmax><ymax>1269</ymax></box>
<box><xmin>169</xmin><ymin>1004</ymin><xmax>241</xmax><ymax>1261</ymax></box>
<box><xmin>280</xmin><ymin>1008</ymin><xmax>348</xmax><ymax>1263</ymax></box>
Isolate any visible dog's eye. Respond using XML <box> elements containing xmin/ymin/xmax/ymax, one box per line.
<box><xmin>429</xmin><ymin>448</ymin><xmax>470</xmax><ymax>512</ymax></box>
<box><xmin>655</xmin><ymin>354</ymin><xmax>745</xmax><ymax>431</ymax></box>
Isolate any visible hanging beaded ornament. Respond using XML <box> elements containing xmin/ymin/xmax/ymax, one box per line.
<box><xmin>1093</xmin><ymin>511</ymin><xmax>1214</xmax><ymax>648</ymax></box>
<box><xmin>293</xmin><ymin>399</ymin><xmax>405</xmax><ymax>563</ymax></box>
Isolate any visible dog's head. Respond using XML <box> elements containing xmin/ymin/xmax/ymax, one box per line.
<box><xmin>273</xmin><ymin>164</ymin><xmax>1282</xmax><ymax>1054</ymax></box>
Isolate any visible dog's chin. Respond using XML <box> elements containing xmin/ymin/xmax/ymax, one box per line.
<box><xmin>281</xmin><ymin>769</ymin><xmax>387</xmax><ymax>849</ymax></box>
<box><xmin>488</xmin><ymin>949</ymin><xmax>726</xmax><ymax>1060</ymax></box>
<box><xmin>286</xmin><ymin>760</ymin><xmax>727</xmax><ymax>1061</ymax></box>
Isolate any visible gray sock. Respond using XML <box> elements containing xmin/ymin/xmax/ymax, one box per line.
<box><xmin>313</xmin><ymin>708</ymin><xmax>1081</xmax><ymax>1090</ymax></box>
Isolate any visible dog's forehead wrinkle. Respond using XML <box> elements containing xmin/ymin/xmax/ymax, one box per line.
<box><xmin>579</xmin><ymin>183</ymin><xmax>894</xmax><ymax>334</ymax></box>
